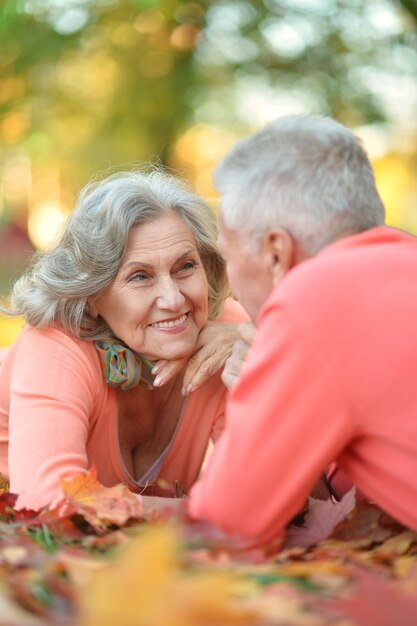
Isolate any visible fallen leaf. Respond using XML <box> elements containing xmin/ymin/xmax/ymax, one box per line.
<box><xmin>394</xmin><ymin>555</ymin><xmax>417</xmax><ymax>578</ymax></box>
<box><xmin>0</xmin><ymin>472</ymin><xmax>9</xmax><ymax>494</ymax></box>
<box><xmin>79</xmin><ymin>525</ymin><xmax>258</xmax><ymax>626</ymax></box>
<box><xmin>0</xmin><ymin>491</ymin><xmax>38</xmax><ymax>523</ymax></box>
<box><xmin>60</xmin><ymin>468</ymin><xmax>143</xmax><ymax>532</ymax></box>
<box><xmin>330</xmin><ymin>502</ymin><xmax>404</xmax><ymax>548</ymax></box>
<box><xmin>0</xmin><ymin>473</ymin><xmax>416</xmax><ymax>626</ymax></box>
<box><xmin>369</xmin><ymin>530</ymin><xmax>417</xmax><ymax>561</ymax></box>
<box><xmin>283</xmin><ymin>488</ymin><xmax>356</xmax><ymax>549</ymax></box>
<box><xmin>320</xmin><ymin>570</ymin><xmax>417</xmax><ymax>626</ymax></box>
<box><xmin>0</xmin><ymin>586</ymin><xmax>47</xmax><ymax>626</ymax></box>
<box><xmin>1</xmin><ymin>545</ymin><xmax>29</xmax><ymax>566</ymax></box>
<box><xmin>57</xmin><ymin>547</ymin><xmax>110</xmax><ymax>586</ymax></box>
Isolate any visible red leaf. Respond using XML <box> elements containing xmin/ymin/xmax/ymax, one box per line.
<box><xmin>321</xmin><ymin>571</ymin><xmax>417</xmax><ymax>626</ymax></box>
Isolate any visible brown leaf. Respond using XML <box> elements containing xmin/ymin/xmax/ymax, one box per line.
<box><xmin>283</xmin><ymin>488</ymin><xmax>356</xmax><ymax>549</ymax></box>
<box><xmin>330</xmin><ymin>501</ymin><xmax>403</xmax><ymax>548</ymax></box>
<box><xmin>60</xmin><ymin>468</ymin><xmax>143</xmax><ymax>532</ymax></box>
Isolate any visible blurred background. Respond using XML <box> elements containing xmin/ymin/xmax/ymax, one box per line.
<box><xmin>1</xmin><ymin>0</ymin><xmax>417</xmax><ymax>346</ymax></box>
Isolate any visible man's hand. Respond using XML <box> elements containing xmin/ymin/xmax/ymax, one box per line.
<box><xmin>221</xmin><ymin>322</ymin><xmax>256</xmax><ymax>390</ymax></box>
<box><xmin>181</xmin><ymin>321</ymin><xmax>248</xmax><ymax>395</ymax></box>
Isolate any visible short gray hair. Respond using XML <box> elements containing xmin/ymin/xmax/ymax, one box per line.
<box><xmin>214</xmin><ymin>115</ymin><xmax>385</xmax><ymax>255</ymax></box>
<box><xmin>5</xmin><ymin>170</ymin><xmax>228</xmax><ymax>338</ymax></box>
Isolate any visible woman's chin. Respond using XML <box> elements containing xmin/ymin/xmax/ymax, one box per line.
<box><xmin>143</xmin><ymin>333</ymin><xmax>200</xmax><ymax>363</ymax></box>
<box><xmin>142</xmin><ymin>344</ymin><xmax>195</xmax><ymax>363</ymax></box>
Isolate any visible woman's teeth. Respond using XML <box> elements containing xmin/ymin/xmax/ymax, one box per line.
<box><xmin>151</xmin><ymin>314</ymin><xmax>187</xmax><ymax>329</ymax></box>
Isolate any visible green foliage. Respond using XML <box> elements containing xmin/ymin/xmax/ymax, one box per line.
<box><xmin>27</xmin><ymin>524</ymin><xmax>59</xmax><ymax>554</ymax></box>
<box><xmin>0</xmin><ymin>0</ymin><xmax>416</xmax><ymax>198</ymax></box>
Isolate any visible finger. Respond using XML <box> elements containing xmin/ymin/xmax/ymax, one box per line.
<box><xmin>183</xmin><ymin>338</ymin><xmax>249</xmax><ymax>394</ymax></box>
<box><xmin>238</xmin><ymin>321</ymin><xmax>256</xmax><ymax>344</ymax></box>
<box><xmin>152</xmin><ymin>360</ymin><xmax>168</xmax><ymax>376</ymax></box>
<box><xmin>153</xmin><ymin>358</ymin><xmax>187</xmax><ymax>387</ymax></box>
<box><xmin>218</xmin><ymin>343</ymin><xmax>249</xmax><ymax>390</ymax></box>
<box><xmin>182</xmin><ymin>354</ymin><xmax>219</xmax><ymax>395</ymax></box>
<box><xmin>221</xmin><ymin>365</ymin><xmax>240</xmax><ymax>390</ymax></box>
<box><xmin>181</xmin><ymin>340</ymin><xmax>227</xmax><ymax>386</ymax></box>
<box><xmin>230</xmin><ymin>339</ymin><xmax>250</xmax><ymax>361</ymax></box>
<box><xmin>191</xmin><ymin>352</ymin><xmax>226</xmax><ymax>390</ymax></box>
<box><xmin>195</xmin><ymin>322</ymin><xmax>241</xmax><ymax>351</ymax></box>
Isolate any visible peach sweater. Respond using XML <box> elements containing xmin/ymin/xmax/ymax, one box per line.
<box><xmin>189</xmin><ymin>227</ymin><xmax>417</xmax><ymax>543</ymax></box>
<box><xmin>0</xmin><ymin>299</ymin><xmax>247</xmax><ymax>510</ymax></box>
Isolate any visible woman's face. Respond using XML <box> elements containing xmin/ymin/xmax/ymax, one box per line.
<box><xmin>91</xmin><ymin>212</ymin><xmax>209</xmax><ymax>361</ymax></box>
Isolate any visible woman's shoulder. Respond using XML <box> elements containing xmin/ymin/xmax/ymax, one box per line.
<box><xmin>217</xmin><ymin>297</ymin><xmax>250</xmax><ymax>323</ymax></box>
<box><xmin>18</xmin><ymin>324</ymin><xmax>95</xmax><ymax>355</ymax></box>
<box><xmin>11</xmin><ymin>324</ymin><xmax>103</xmax><ymax>386</ymax></box>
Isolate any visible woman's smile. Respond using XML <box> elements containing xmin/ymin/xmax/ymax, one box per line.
<box><xmin>149</xmin><ymin>312</ymin><xmax>189</xmax><ymax>332</ymax></box>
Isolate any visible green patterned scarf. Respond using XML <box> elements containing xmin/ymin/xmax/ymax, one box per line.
<box><xmin>95</xmin><ymin>339</ymin><xmax>156</xmax><ymax>390</ymax></box>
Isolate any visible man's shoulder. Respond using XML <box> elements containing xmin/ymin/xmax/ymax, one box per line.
<box><xmin>263</xmin><ymin>225</ymin><xmax>417</xmax><ymax>319</ymax></box>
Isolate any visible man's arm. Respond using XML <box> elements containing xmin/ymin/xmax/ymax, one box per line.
<box><xmin>188</xmin><ymin>302</ymin><xmax>356</xmax><ymax>544</ymax></box>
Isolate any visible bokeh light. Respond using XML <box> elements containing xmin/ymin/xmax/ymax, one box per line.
<box><xmin>28</xmin><ymin>201</ymin><xmax>68</xmax><ymax>250</ymax></box>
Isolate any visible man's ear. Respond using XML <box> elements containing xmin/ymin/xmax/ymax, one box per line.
<box><xmin>262</xmin><ymin>229</ymin><xmax>295</xmax><ymax>285</ymax></box>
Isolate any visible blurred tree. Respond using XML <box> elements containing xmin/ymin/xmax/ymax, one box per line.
<box><xmin>1</xmin><ymin>0</ymin><xmax>211</xmax><ymax>195</ymax></box>
<box><xmin>193</xmin><ymin>0</ymin><xmax>417</xmax><ymax>131</ymax></box>
<box><xmin>1</xmin><ymin>0</ymin><xmax>416</xmax><ymax>189</ymax></box>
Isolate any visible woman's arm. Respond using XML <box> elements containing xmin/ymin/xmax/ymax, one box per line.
<box><xmin>7</xmin><ymin>327</ymin><xmax>97</xmax><ymax>510</ymax></box>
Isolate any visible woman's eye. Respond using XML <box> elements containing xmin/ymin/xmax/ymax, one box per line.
<box><xmin>128</xmin><ymin>271</ymin><xmax>149</xmax><ymax>282</ymax></box>
<box><xmin>177</xmin><ymin>260</ymin><xmax>197</xmax><ymax>274</ymax></box>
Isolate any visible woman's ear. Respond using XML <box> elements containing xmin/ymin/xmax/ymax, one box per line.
<box><xmin>263</xmin><ymin>229</ymin><xmax>295</xmax><ymax>285</ymax></box>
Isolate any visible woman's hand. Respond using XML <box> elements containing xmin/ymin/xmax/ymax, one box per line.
<box><xmin>152</xmin><ymin>321</ymin><xmax>255</xmax><ymax>394</ymax></box>
<box><xmin>221</xmin><ymin>322</ymin><xmax>256</xmax><ymax>390</ymax></box>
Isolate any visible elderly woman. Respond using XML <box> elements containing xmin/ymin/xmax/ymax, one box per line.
<box><xmin>0</xmin><ymin>170</ymin><xmax>248</xmax><ymax>511</ymax></box>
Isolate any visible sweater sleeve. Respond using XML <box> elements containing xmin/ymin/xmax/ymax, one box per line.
<box><xmin>217</xmin><ymin>297</ymin><xmax>251</xmax><ymax>323</ymax></box>
<box><xmin>8</xmin><ymin>327</ymin><xmax>99</xmax><ymax>510</ymax></box>
<box><xmin>188</xmin><ymin>302</ymin><xmax>356</xmax><ymax>543</ymax></box>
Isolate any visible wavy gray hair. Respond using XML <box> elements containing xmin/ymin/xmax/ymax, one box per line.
<box><xmin>4</xmin><ymin>170</ymin><xmax>228</xmax><ymax>338</ymax></box>
<box><xmin>214</xmin><ymin>115</ymin><xmax>385</xmax><ymax>255</ymax></box>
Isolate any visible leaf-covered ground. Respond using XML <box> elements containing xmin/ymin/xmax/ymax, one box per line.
<box><xmin>1</xmin><ymin>471</ymin><xmax>416</xmax><ymax>626</ymax></box>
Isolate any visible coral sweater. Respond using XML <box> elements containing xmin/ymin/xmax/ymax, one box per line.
<box><xmin>189</xmin><ymin>226</ymin><xmax>417</xmax><ymax>543</ymax></box>
<box><xmin>0</xmin><ymin>299</ymin><xmax>247</xmax><ymax>510</ymax></box>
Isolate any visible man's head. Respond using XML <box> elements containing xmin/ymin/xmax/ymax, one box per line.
<box><xmin>214</xmin><ymin>114</ymin><xmax>385</xmax><ymax>321</ymax></box>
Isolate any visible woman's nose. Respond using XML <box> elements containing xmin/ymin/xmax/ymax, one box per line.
<box><xmin>156</xmin><ymin>277</ymin><xmax>185</xmax><ymax>310</ymax></box>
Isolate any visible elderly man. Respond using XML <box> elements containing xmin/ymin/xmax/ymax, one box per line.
<box><xmin>188</xmin><ymin>114</ymin><xmax>417</xmax><ymax>545</ymax></box>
